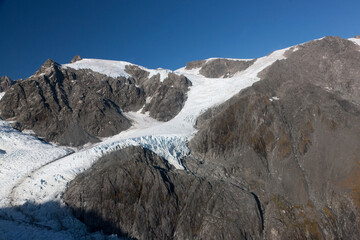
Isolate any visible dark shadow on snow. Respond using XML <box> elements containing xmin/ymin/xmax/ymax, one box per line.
<box><xmin>0</xmin><ymin>200</ymin><xmax>129</xmax><ymax>239</ymax></box>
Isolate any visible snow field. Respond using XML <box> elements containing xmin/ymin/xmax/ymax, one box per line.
<box><xmin>62</xmin><ymin>58</ymin><xmax>172</xmax><ymax>82</ymax></box>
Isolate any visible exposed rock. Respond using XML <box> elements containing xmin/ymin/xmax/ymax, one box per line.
<box><xmin>70</xmin><ymin>55</ymin><xmax>82</xmax><ymax>63</ymax></box>
<box><xmin>354</xmin><ymin>35</ymin><xmax>360</xmax><ymax>39</ymax></box>
<box><xmin>125</xmin><ymin>65</ymin><xmax>192</xmax><ymax>121</ymax></box>
<box><xmin>185</xmin><ymin>59</ymin><xmax>206</xmax><ymax>70</ymax></box>
<box><xmin>186</xmin><ymin>58</ymin><xmax>255</xmax><ymax>78</ymax></box>
<box><xmin>0</xmin><ymin>76</ymin><xmax>14</xmax><ymax>92</ymax></box>
<box><xmin>0</xmin><ymin>60</ymin><xmax>132</xmax><ymax>146</ymax></box>
<box><xmin>188</xmin><ymin>36</ymin><xmax>360</xmax><ymax>239</ymax></box>
<box><xmin>0</xmin><ymin>59</ymin><xmax>191</xmax><ymax>146</ymax></box>
<box><xmin>143</xmin><ymin>73</ymin><xmax>192</xmax><ymax>121</ymax></box>
<box><xmin>64</xmin><ymin>146</ymin><xmax>263</xmax><ymax>239</ymax></box>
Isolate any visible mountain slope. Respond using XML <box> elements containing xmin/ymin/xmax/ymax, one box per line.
<box><xmin>1</xmin><ymin>36</ymin><xmax>360</xmax><ymax>239</ymax></box>
<box><xmin>0</xmin><ymin>58</ymin><xmax>191</xmax><ymax>146</ymax></box>
<box><xmin>188</xmin><ymin>36</ymin><xmax>360</xmax><ymax>239</ymax></box>
<box><xmin>64</xmin><ymin>36</ymin><xmax>360</xmax><ymax>239</ymax></box>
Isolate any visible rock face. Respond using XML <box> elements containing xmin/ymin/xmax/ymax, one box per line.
<box><xmin>125</xmin><ymin>65</ymin><xmax>192</xmax><ymax>121</ymax></box>
<box><xmin>188</xmin><ymin>36</ymin><xmax>360</xmax><ymax>239</ymax></box>
<box><xmin>0</xmin><ymin>60</ymin><xmax>191</xmax><ymax>146</ymax></box>
<box><xmin>62</xmin><ymin>36</ymin><xmax>360</xmax><ymax>239</ymax></box>
<box><xmin>70</xmin><ymin>55</ymin><xmax>82</xmax><ymax>63</ymax></box>
<box><xmin>186</xmin><ymin>58</ymin><xmax>255</xmax><ymax>78</ymax></box>
<box><xmin>0</xmin><ymin>76</ymin><xmax>14</xmax><ymax>92</ymax></box>
<box><xmin>64</xmin><ymin>146</ymin><xmax>263</xmax><ymax>240</ymax></box>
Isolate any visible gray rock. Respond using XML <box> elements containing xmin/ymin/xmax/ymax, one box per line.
<box><xmin>70</xmin><ymin>55</ymin><xmax>82</xmax><ymax>63</ymax></box>
<box><xmin>185</xmin><ymin>59</ymin><xmax>206</xmax><ymax>70</ymax></box>
<box><xmin>0</xmin><ymin>59</ymin><xmax>191</xmax><ymax>146</ymax></box>
<box><xmin>188</xmin><ymin>36</ymin><xmax>360</xmax><ymax>239</ymax></box>
<box><xmin>64</xmin><ymin>146</ymin><xmax>263</xmax><ymax>239</ymax></box>
<box><xmin>0</xmin><ymin>59</ymin><xmax>132</xmax><ymax>146</ymax></box>
<box><xmin>125</xmin><ymin>65</ymin><xmax>192</xmax><ymax>121</ymax></box>
<box><xmin>0</xmin><ymin>76</ymin><xmax>14</xmax><ymax>92</ymax></box>
<box><xmin>143</xmin><ymin>72</ymin><xmax>192</xmax><ymax>121</ymax></box>
<box><xmin>186</xmin><ymin>58</ymin><xmax>255</xmax><ymax>78</ymax></box>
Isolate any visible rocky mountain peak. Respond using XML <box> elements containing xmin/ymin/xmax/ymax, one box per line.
<box><xmin>41</xmin><ymin>58</ymin><xmax>58</xmax><ymax>68</ymax></box>
<box><xmin>0</xmin><ymin>56</ymin><xmax>192</xmax><ymax>146</ymax></box>
<box><xmin>0</xmin><ymin>76</ymin><xmax>14</xmax><ymax>92</ymax></box>
<box><xmin>70</xmin><ymin>55</ymin><xmax>82</xmax><ymax>63</ymax></box>
<box><xmin>32</xmin><ymin>59</ymin><xmax>60</xmax><ymax>77</ymax></box>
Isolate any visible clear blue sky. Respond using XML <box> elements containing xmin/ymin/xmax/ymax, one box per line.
<box><xmin>0</xmin><ymin>0</ymin><xmax>359</xmax><ymax>79</ymax></box>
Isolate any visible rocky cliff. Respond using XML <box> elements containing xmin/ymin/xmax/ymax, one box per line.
<box><xmin>63</xmin><ymin>36</ymin><xmax>360</xmax><ymax>239</ymax></box>
<box><xmin>0</xmin><ymin>58</ymin><xmax>191</xmax><ymax>146</ymax></box>
<box><xmin>0</xmin><ymin>76</ymin><xmax>14</xmax><ymax>92</ymax></box>
<box><xmin>64</xmin><ymin>146</ymin><xmax>263</xmax><ymax>240</ymax></box>
<box><xmin>187</xmin><ymin>36</ymin><xmax>360</xmax><ymax>239</ymax></box>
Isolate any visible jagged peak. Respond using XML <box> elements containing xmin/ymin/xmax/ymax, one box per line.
<box><xmin>70</xmin><ymin>55</ymin><xmax>82</xmax><ymax>63</ymax></box>
<box><xmin>0</xmin><ymin>76</ymin><xmax>15</xmax><ymax>93</ymax></box>
<box><xmin>0</xmin><ymin>76</ymin><xmax>12</xmax><ymax>82</ymax></box>
<box><xmin>41</xmin><ymin>59</ymin><xmax>59</xmax><ymax>68</ymax></box>
<box><xmin>32</xmin><ymin>59</ymin><xmax>60</xmax><ymax>77</ymax></box>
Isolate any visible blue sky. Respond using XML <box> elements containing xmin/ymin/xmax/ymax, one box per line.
<box><xmin>0</xmin><ymin>0</ymin><xmax>359</xmax><ymax>79</ymax></box>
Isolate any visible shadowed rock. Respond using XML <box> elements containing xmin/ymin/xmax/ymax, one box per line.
<box><xmin>64</xmin><ymin>146</ymin><xmax>263</xmax><ymax>239</ymax></box>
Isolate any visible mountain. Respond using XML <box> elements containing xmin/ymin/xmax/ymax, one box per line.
<box><xmin>0</xmin><ymin>58</ymin><xmax>191</xmax><ymax>146</ymax></box>
<box><xmin>0</xmin><ymin>76</ymin><xmax>15</xmax><ymax>93</ymax></box>
<box><xmin>1</xmin><ymin>36</ymin><xmax>360</xmax><ymax>239</ymax></box>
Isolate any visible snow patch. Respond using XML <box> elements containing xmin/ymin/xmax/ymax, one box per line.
<box><xmin>0</xmin><ymin>92</ymin><xmax>5</xmax><ymax>101</ymax></box>
<box><xmin>62</xmin><ymin>58</ymin><xmax>172</xmax><ymax>82</ymax></box>
<box><xmin>205</xmin><ymin>57</ymin><xmax>254</xmax><ymax>62</ymax></box>
<box><xmin>62</xmin><ymin>58</ymin><xmax>131</xmax><ymax>78</ymax></box>
<box><xmin>269</xmin><ymin>96</ymin><xmax>280</xmax><ymax>101</ymax></box>
<box><xmin>349</xmin><ymin>38</ymin><xmax>360</xmax><ymax>47</ymax></box>
<box><xmin>146</xmin><ymin>68</ymin><xmax>171</xmax><ymax>82</ymax></box>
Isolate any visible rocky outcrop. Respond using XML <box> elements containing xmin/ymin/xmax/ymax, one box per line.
<box><xmin>188</xmin><ymin>36</ymin><xmax>360</xmax><ymax>239</ymax></box>
<box><xmin>64</xmin><ymin>146</ymin><xmax>263</xmax><ymax>240</ymax></box>
<box><xmin>125</xmin><ymin>65</ymin><xmax>192</xmax><ymax>121</ymax></box>
<box><xmin>186</xmin><ymin>58</ymin><xmax>255</xmax><ymax>78</ymax></box>
<box><xmin>0</xmin><ymin>59</ymin><xmax>191</xmax><ymax>146</ymax></box>
<box><xmin>0</xmin><ymin>76</ymin><xmax>14</xmax><ymax>92</ymax></box>
<box><xmin>70</xmin><ymin>55</ymin><xmax>82</xmax><ymax>63</ymax></box>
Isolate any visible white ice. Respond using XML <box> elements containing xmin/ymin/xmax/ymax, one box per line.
<box><xmin>349</xmin><ymin>37</ymin><xmax>360</xmax><ymax>47</ymax></box>
<box><xmin>0</xmin><ymin>92</ymin><xmax>5</xmax><ymax>101</ymax></box>
<box><xmin>62</xmin><ymin>58</ymin><xmax>171</xmax><ymax>82</ymax></box>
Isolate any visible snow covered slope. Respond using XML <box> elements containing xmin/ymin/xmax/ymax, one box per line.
<box><xmin>0</xmin><ymin>43</ymin><xmax>297</xmax><ymax>238</ymax></box>
<box><xmin>62</xmin><ymin>58</ymin><xmax>172</xmax><ymax>82</ymax></box>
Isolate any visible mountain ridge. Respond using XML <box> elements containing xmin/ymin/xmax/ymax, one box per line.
<box><xmin>1</xmin><ymin>35</ymin><xmax>360</xmax><ymax>239</ymax></box>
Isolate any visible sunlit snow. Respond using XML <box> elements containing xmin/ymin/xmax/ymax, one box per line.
<box><xmin>62</xmin><ymin>58</ymin><xmax>171</xmax><ymax>82</ymax></box>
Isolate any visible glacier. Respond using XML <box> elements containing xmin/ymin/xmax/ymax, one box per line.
<box><xmin>0</xmin><ymin>43</ymin><xmax>298</xmax><ymax>238</ymax></box>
